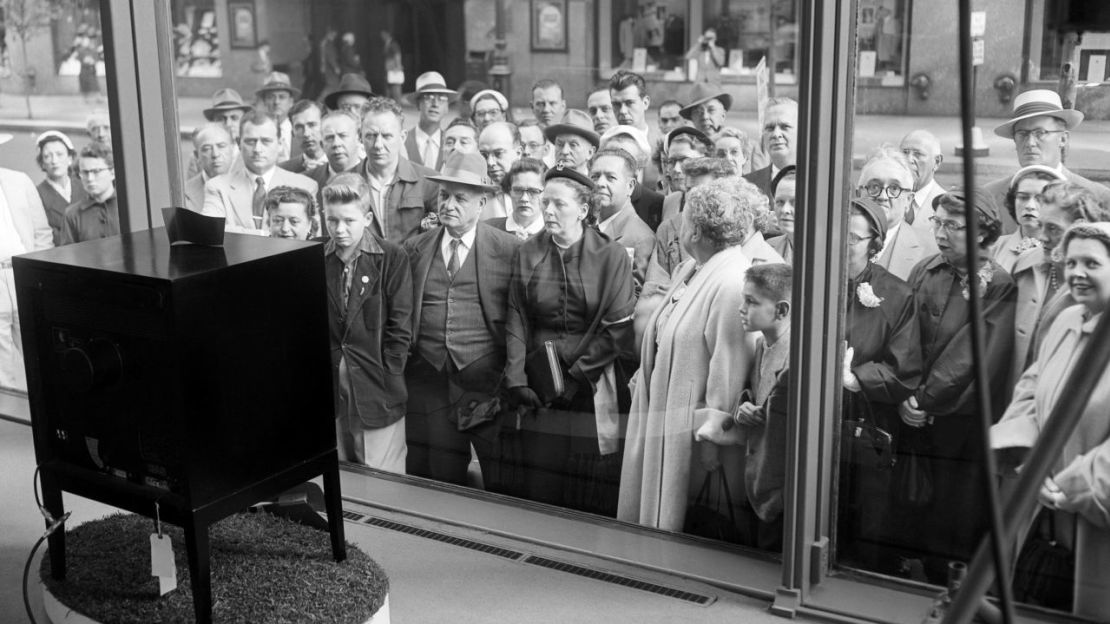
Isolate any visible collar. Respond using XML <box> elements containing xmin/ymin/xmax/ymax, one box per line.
<box><xmin>597</xmin><ymin>204</ymin><xmax>632</xmax><ymax>234</ymax></box>
<box><xmin>365</xmin><ymin>157</ymin><xmax>419</xmax><ymax>184</ymax></box>
<box><xmin>1081</xmin><ymin>311</ymin><xmax>1102</xmax><ymax>334</ymax></box>
<box><xmin>303</xmin><ymin>153</ymin><xmax>328</xmax><ymax>169</ymax></box>
<box><xmin>506</xmin><ymin>214</ymin><xmax>544</xmax><ymax>236</ymax></box>
<box><xmin>324</xmin><ymin>229</ymin><xmax>384</xmax><ymax>258</ymax></box>
<box><xmin>79</xmin><ymin>191</ymin><xmax>116</xmax><ymax>211</ymax></box>
<box><xmin>245</xmin><ymin>166</ymin><xmax>277</xmax><ymax>187</ymax></box>
<box><xmin>414</xmin><ymin>125</ymin><xmax>440</xmax><ymax>144</ymax></box>
<box><xmin>45</xmin><ymin>176</ymin><xmax>71</xmax><ymax>198</ymax></box>
<box><xmin>884</xmin><ymin>221</ymin><xmax>901</xmax><ymax>248</ymax></box>
<box><xmin>914</xmin><ymin>178</ymin><xmax>941</xmax><ymax>208</ymax></box>
<box><xmin>440</xmin><ymin>224</ymin><xmax>478</xmax><ymax>252</ymax></box>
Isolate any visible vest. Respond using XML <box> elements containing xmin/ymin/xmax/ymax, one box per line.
<box><xmin>416</xmin><ymin>246</ymin><xmax>494</xmax><ymax>371</ymax></box>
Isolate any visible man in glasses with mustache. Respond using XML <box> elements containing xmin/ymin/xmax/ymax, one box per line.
<box><xmin>858</xmin><ymin>146</ymin><xmax>938</xmax><ymax>281</ymax></box>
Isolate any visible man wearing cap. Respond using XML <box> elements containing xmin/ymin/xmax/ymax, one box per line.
<box><xmin>34</xmin><ymin>131</ymin><xmax>86</xmax><ymax>246</ymax></box>
<box><xmin>600</xmin><ymin>125</ymin><xmax>665</xmax><ymax>231</ymax></box>
<box><xmin>404</xmin><ymin>72</ymin><xmax>457</xmax><ymax>170</ymax></box>
<box><xmin>279</xmin><ymin>99</ymin><xmax>327</xmax><ymax>174</ymax></box>
<box><xmin>185</xmin><ymin>123</ymin><xmax>235</xmax><ymax>215</ymax></box>
<box><xmin>858</xmin><ymin>146</ymin><xmax>938</xmax><ymax>281</ymax></box>
<box><xmin>586</xmin><ymin>86</ymin><xmax>618</xmax><ymax>135</ymax></box>
<box><xmin>359</xmin><ymin>98</ymin><xmax>440</xmax><ymax>244</ymax></box>
<box><xmin>401</xmin><ymin>151</ymin><xmax>520</xmax><ymax>488</ymax></box>
<box><xmin>744</xmin><ymin>97</ymin><xmax>798</xmax><ymax>201</ymax></box>
<box><xmin>324</xmin><ymin>72</ymin><xmax>374</xmax><ymax>116</ymax></box>
<box><xmin>531</xmin><ymin>79</ymin><xmax>567</xmax><ymax>129</ymax></box>
<box><xmin>0</xmin><ymin>143</ymin><xmax>52</xmax><ymax>390</ymax></box>
<box><xmin>470</xmin><ymin>89</ymin><xmax>510</xmax><ymax>131</ymax></box>
<box><xmin>589</xmin><ymin>148</ymin><xmax>655</xmax><ymax>292</ymax></box>
<box><xmin>984</xmin><ymin>89</ymin><xmax>1110</xmax><ymax>235</ymax></box>
<box><xmin>899</xmin><ymin>129</ymin><xmax>946</xmax><ymax>241</ymax></box>
<box><xmin>545</xmin><ymin>110</ymin><xmax>599</xmax><ymax>176</ymax></box>
<box><xmin>202</xmin><ymin>111</ymin><xmax>317</xmax><ymax>235</ymax></box>
<box><xmin>256</xmin><ymin>71</ymin><xmax>300</xmax><ymax>162</ymax></box>
<box><xmin>477</xmin><ymin>121</ymin><xmax>522</xmax><ymax>220</ymax></box>
<box><xmin>679</xmin><ymin>83</ymin><xmax>732</xmax><ymax>138</ymax></box>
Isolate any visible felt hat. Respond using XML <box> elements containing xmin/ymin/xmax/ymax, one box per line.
<box><xmin>993</xmin><ymin>89</ymin><xmax>1083</xmax><ymax>139</ymax></box>
<box><xmin>851</xmin><ymin>195</ymin><xmax>887</xmax><ymax>241</ymax></box>
<box><xmin>544</xmin><ymin>164</ymin><xmax>596</xmax><ymax>190</ymax></box>
<box><xmin>426</xmin><ymin>151</ymin><xmax>500</xmax><ymax>192</ymax></box>
<box><xmin>469</xmin><ymin>89</ymin><xmax>508</xmax><ymax>112</ymax></box>
<box><xmin>1008</xmin><ymin>164</ymin><xmax>1066</xmax><ymax>190</ymax></box>
<box><xmin>202</xmin><ymin>88</ymin><xmax>252</xmax><ymax>121</ymax></box>
<box><xmin>679</xmin><ymin>83</ymin><xmax>733</xmax><ymax>120</ymax></box>
<box><xmin>36</xmin><ymin>130</ymin><xmax>75</xmax><ymax>152</ymax></box>
<box><xmin>324</xmin><ymin>73</ymin><xmax>374</xmax><ymax>109</ymax></box>
<box><xmin>544</xmin><ymin>109</ymin><xmax>600</xmax><ymax>147</ymax></box>
<box><xmin>599</xmin><ymin>125</ymin><xmax>651</xmax><ymax>158</ymax></box>
<box><xmin>255</xmin><ymin>72</ymin><xmax>301</xmax><ymax>99</ymax></box>
<box><xmin>404</xmin><ymin>71</ymin><xmax>458</xmax><ymax>104</ymax></box>
<box><xmin>663</xmin><ymin>126</ymin><xmax>711</xmax><ymax>153</ymax></box>
<box><xmin>934</xmin><ymin>186</ymin><xmax>1001</xmax><ymax>224</ymax></box>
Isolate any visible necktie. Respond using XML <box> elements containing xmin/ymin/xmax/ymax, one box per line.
<box><xmin>903</xmin><ymin>201</ymin><xmax>916</xmax><ymax>225</ymax></box>
<box><xmin>423</xmin><ymin>134</ymin><xmax>438</xmax><ymax>168</ymax></box>
<box><xmin>252</xmin><ymin>176</ymin><xmax>266</xmax><ymax>229</ymax></box>
<box><xmin>447</xmin><ymin>238</ymin><xmax>461</xmax><ymax>279</ymax></box>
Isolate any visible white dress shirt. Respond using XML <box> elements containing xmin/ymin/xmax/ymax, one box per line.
<box><xmin>439</xmin><ymin>225</ymin><xmax>478</xmax><ymax>268</ymax></box>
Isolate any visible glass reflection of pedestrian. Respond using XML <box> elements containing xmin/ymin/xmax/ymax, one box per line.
<box><xmin>321</xmin><ymin>30</ymin><xmax>341</xmax><ymax>94</ymax></box>
<box><xmin>685</xmin><ymin>29</ymin><xmax>725</xmax><ymax>83</ymax></box>
<box><xmin>382</xmin><ymin>30</ymin><xmax>404</xmax><ymax>102</ymax></box>
<box><xmin>338</xmin><ymin>32</ymin><xmax>361</xmax><ymax>76</ymax></box>
<box><xmin>301</xmin><ymin>35</ymin><xmax>324</xmax><ymax>101</ymax></box>
<box><xmin>76</xmin><ymin>32</ymin><xmax>101</xmax><ymax>104</ymax></box>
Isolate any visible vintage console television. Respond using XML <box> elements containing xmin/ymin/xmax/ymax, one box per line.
<box><xmin>14</xmin><ymin>228</ymin><xmax>346</xmax><ymax>624</ymax></box>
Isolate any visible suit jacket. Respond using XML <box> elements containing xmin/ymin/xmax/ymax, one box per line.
<box><xmin>403</xmin><ymin>127</ymin><xmax>445</xmax><ymax>171</ymax></box>
<box><xmin>631</xmin><ymin>182</ymin><xmax>665</xmax><ymax>232</ymax></box>
<box><xmin>743</xmin><ymin>165</ymin><xmax>774</xmax><ymax>201</ymax></box>
<box><xmin>361</xmin><ymin>158</ymin><xmax>440</xmax><ymax>244</ymax></box>
<box><xmin>403</xmin><ymin>223</ymin><xmax>520</xmax><ymax>355</ymax></box>
<box><xmin>1</xmin><ymin>168</ymin><xmax>53</xmax><ymax>252</ymax></box>
<box><xmin>600</xmin><ymin>204</ymin><xmax>655</xmax><ymax>293</ymax></box>
<box><xmin>183</xmin><ymin>173</ymin><xmax>206</xmax><ymax>214</ymax></box>
<box><xmin>875</xmin><ymin>222</ymin><xmax>939</xmax><ymax>281</ymax></box>
<box><xmin>907</xmin><ymin>178</ymin><xmax>945</xmax><ymax>243</ymax></box>
<box><xmin>984</xmin><ymin>165</ymin><xmax>1110</xmax><ymax>235</ymax></box>
<box><xmin>325</xmin><ymin>231</ymin><xmax>413</xmax><ymax>428</ymax></box>
<box><xmin>202</xmin><ymin>167</ymin><xmax>318</xmax><ymax>234</ymax></box>
<box><xmin>36</xmin><ymin>178</ymin><xmax>85</xmax><ymax>247</ymax></box>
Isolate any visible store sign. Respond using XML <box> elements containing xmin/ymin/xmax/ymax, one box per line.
<box><xmin>970</xmin><ymin>11</ymin><xmax>986</xmax><ymax>38</ymax></box>
<box><xmin>972</xmin><ymin>38</ymin><xmax>984</xmax><ymax>66</ymax></box>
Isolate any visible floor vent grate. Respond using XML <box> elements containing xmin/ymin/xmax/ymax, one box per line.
<box><xmin>341</xmin><ymin>510</ymin><xmax>365</xmax><ymax>522</ymax></box>
<box><xmin>360</xmin><ymin>516</ymin><xmax>525</xmax><ymax>560</ymax></box>
<box><xmin>522</xmin><ymin>555</ymin><xmax>716</xmax><ymax>606</ymax></box>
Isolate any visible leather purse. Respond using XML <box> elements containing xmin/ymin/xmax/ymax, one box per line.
<box><xmin>840</xmin><ymin>392</ymin><xmax>895</xmax><ymax>470</ymax></box>
<box><xmin>524</xmin><ymin>340</ymin><xmax>565</xmax><ymax>405</ymax></box>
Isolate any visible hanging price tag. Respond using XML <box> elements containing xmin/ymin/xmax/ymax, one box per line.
<box><xmin>149</xmin><ymin>501</ymin><xmax>177</xmax><ymax>595</ymax></box>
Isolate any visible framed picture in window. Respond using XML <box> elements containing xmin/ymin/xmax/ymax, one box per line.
<box><xmin>531</xmin><ymin>0</ymin><xmax>568</xmax><ymax>52</ymax></box>
<box><xmin>228</xmin><ymin>1</ymin><xmax>256</xmax><ymax>49</ymax></box>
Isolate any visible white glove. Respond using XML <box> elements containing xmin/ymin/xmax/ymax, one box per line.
<box><xmin>842</xmin><ymin>346</ymin><xmax>861</xmax><ymax>392</ymax></box>
<box><xmin>898</xmin><ymin>395</ymin><xmax>928</xmax><ymax>427</ymax></box>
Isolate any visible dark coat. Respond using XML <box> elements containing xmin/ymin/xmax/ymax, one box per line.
<box><xmin>360</xmin><ymin>158</ymin><xmax>440</xmax><ymax>244</ymax></box>
<box><xmin>506</xmin><ymin>228</ymin><xmax>636</xmax><ymax>389</ymax></box>
<box><xmin>36</xmin><ymin>178</ymin><xmax>86</xmax><ymax>246</ymax></box>
<box><xmin>907</xmin><ymin>254</ymin><xmax>1016</xmax><ymax>417</ymax></box>
<box><xmin>402</xmin><ymin>222</ymin><xmax>521</xmax><ymax>353</ymax></box>
<box><xmin>846</xmin><ymin>263</ymin><xmax>922</xmax><ymax>409</ymax></box>
<box><xmin>743</xmin><ymin>165</ymin><xmax>774</xmax><ymax>201</ymax></box>
<box><xmin>324</xmin><ymin>231</ymin><xmax>414</xmax><ymax>428</ymax></box>
<box><xmin>631</xmin><ymin>182</ymin><xmax>665</xmax><ymax>232</ymax></box>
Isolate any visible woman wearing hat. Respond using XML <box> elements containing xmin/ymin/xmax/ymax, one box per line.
<box><xmin>992</xmin><ymin>165</ymin><xmax>1066</xmax><ymax>273</ymax></box>
<box><xmin>470</xmin><ymin>89</ymin><xmax>511</xmax><ymax>131</ymax></box>
<box><xmin>505</xmin><ymin>167</ymin><xmax>636</xmax><ymax>516</ymax></box>
<box><xmin>900</xmin><ymin>189</ymin><xmax>1016</xmax><ymax>583</ymax></box>
<box><xmin>836</xmin><ymin>197</ymin><xmax>924</xmax><ymax>574</ymax></box>
<box><xmin>34</xmin><ymin>131</ymin><xmax>85</xmax><ymax>246</ymax></box>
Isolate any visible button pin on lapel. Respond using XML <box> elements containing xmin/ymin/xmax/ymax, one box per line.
<box><xmin>360</xmin><ymin>275</ymin><xmax>368</xmax><ymax>296</ymax></box>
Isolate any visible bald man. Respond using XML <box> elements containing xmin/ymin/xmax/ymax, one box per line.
<box><xmin>899</xmin><ymin>130</ymin><xmax>946</xmax><ymax>239</ymax></box>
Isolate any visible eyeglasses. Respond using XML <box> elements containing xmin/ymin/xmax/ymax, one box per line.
<box><xmin>1013</xmin><ymin>129</ymin><xmax>1065</xmax><ymax>143</ymax></box>
<box><xmin>509</xmin><ymin>186</ymin><xmax>543</xmax><ymax>198</ymax></box>
<box><xmin>421</xmin><ymin>94</ymin><xmax>450</xmax><ymax>103</ymax></box>
<box><xmin>78</xmin><ymin>167</ymin><xmax>111</xmax><ymax>178</ymax></box>
<box><xmin>928</xmin><ymin>216</ymin><xmax>967</xmax><ymax>232</ymax></box>
<box><xmin>847</xmin><ymin>233</ymin><xmax>874</xmax><ymax>245</ymax></box>
<box><xmin>860</xmin><ymin>182</ymin><xmax>908</xmax><ymax>199</ymax></box>
<box><xmin>1014</xmin><ymin>192</ymin><xmax>1044</xmax><ymax>204</ymax></box>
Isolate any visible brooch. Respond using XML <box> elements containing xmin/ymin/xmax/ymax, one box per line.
<box><xmin>961</xmin><ymin>265</ymin><xmax>995</xmax><ymax>301</ymax></box>
<box><xmin>856</xmin><ymin>282</ymin><xmax>883</xmax><ymax>308</ymax></box>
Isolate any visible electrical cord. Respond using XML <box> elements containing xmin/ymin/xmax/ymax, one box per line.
<box><xmin>24</xmin><ymin>466</ymin><xmax>71</xmax><ymax>624</ymax></box>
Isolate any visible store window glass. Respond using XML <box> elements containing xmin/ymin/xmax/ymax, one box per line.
<box><xmin>172</xmin><ymin>0</ymin><xmax>222</xmax><ymax>78</ymax></box>
<box><xmin>1030</xmin><ymin>0</ymin><xmax>1110</xmax><ymax>83</ymax></box>
<box><xmin>602</xmin><ymin>0</ymin><xmax>691</xmax><ymax>80</ymax></box>
<box><xmin>702</xmin><ymin>0</ymin><xmax>798</xmax><ymax>82</ymax></box>
<box><xmin>856</xmin><ymin>0</ymin><xmax>909</xmax><ymax>85</ymax></box>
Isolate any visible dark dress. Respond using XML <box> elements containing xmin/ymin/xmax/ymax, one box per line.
<box><xmin>36</xmin><ymin>178</ymin><xmax>86</xmax><ymax>247</ymax></box>
<box><xmin>505</xmin><ymin>228</ymin><xmax>636</xmax><ymax>516</ymax></box>
<box><xmin>837</xmin><ymin>262</ymin><xmax>922</xmax><ymax>574</ymax></box>
<box><xmin>904</xmin><ymin>253</ymin><xmax>1016</xmax><ymax>583</ymax></box>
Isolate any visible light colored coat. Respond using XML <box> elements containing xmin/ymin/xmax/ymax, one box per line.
<box><xmin>618</xmin><ymin>246</ymin><xmax>755</xmax><ymax>531</ymax></box>
<box><xmin>1010</xmin><ymin>246</ymin><xmax>1074</xmax><ymax>386</ymax></box>
<box><xmin>0</xmin><ymin>168</ymin><xmax>53</xmax><ymax>252</ymax></box>
<box><xmin>201</xmin><ymin>167</ymin><xmax>317</xmax><ymax>235</ymax></box>
<box><xmin>992</xmin><ymin>305</ymin><xmax>1110</xmax><ymax>619</ymax></box>
<box><xmin>875</xmin><ymin>221</ymin><xmax>938</xmax><ymax>281</ymax></box>
<box><xmin>183</xmin><ymin>173</ymin><xmax>206</xmax><ymax>214</ymax></box>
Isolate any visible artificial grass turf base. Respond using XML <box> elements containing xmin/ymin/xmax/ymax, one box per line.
<box><xmin>40</xmin><ymin>511</ymin><xmax>388</xmax><ymax>624</ymax></box>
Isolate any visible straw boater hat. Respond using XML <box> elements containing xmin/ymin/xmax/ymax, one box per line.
<box><xmin>679</xmin><ymin>82</ymin><xmax>733</xmax><ymax>120</ymax></box>
<box><xmin>993</xmin><ymin>89</ymin><xmax>1084</xmax><ymax>139</ymax></box>
<box><xmin>202</xmin><ymin>88</ymin><xmax>253</xmax><ymax>121</ymax></box>
<box><xmin>1008</xmin><ymin>164</ymin><xmax>1066</xmax><ymax>190</ymax></box>
<box><xmin>469</xmin><ymin>89</ymin><xmax>508</xmax><ymax>113</ymax></box>
<box><xmin>323</xmin><ymin>73</ymin><xmax>374</xmax><ymax>110</ymax></box>
<box><xmin>543</xmin><ymin>109</ymin><xmax>600</xmax><ymax>147</ymax></box>
<box><xmin>426</xmin><ymin>152</ymin><xmax>500</xmax><ymax>192</ymax></box>
<box><xmin>404</xmin><ymin>71</ymin><xmax>458</xmax><ymax>104</ymax></box>
<box><xmin>255</xmin><ymin>71</ymin><xmax>301</xmax><ymax>99</ymax></box>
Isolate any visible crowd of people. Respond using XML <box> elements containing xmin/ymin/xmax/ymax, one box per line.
<box><xmin>3</xmin><ymin>60</ymin><xmax>1109</xmax><ymax>617</ymax></box>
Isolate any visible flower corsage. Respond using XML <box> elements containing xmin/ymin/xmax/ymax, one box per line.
<box><xmin>856</xmin><ymin>282</ymin><xmax>883</xmax><ymax>308</ymax></box>
<box><xmin>961</xmin><ymin>265</ymin><xmax>995</xmax><ymax>300</ymax></box>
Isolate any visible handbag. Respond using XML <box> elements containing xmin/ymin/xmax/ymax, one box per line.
<box><xmin>896</xmin><ymin>426</ymin><xmax>933</xmax><ymax>508</ymax></box>
<box><xmin>840</xmin><ymin>392</ymin><xmax>895</xmax><ymax>470</ymax></box>
<box><xmin>683</xmin><ymin>468</ymin><xmax>743</xmax><ymax>544</ymax></box>
<box><xmin>524</xmin><ymin>340</ymin><xmax>566</xmax><ymax>405</ymax></box>
<box><xmin>1013</xmin><ymin>507</ymin><xmax>1075</xmax><ymax>610</ymax></box>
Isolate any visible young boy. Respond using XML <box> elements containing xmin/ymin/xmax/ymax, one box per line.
<box><xmin>322</xmin><ymin>172</ymin><xmax>414</xmax><ymax>472</ymax></box>
<box><xmin>735</xmin><ymin>262</ymin><xmax>792</xmax><ymax>552</ymax></box>
<box><xmin>265</xmin><ymin>185</ymin><xmax>317</xmax><ymax>240</ymax></box>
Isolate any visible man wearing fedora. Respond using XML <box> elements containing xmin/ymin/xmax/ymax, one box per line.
<box><xmin>324</xmin><ymin>72</ymin><xmax>374</xmax><ymax>116</ymax></box>
<box><xmin>183</xmin><ymin>89</ymin><xmax>252</xmax><ymax>180</ymax></box>
<box><xmin>202</xmin><ymin>111</ymin><xmax>317</xmax><ymax>235</ymax></box>
<box><xmin>744</xmin><ymin>97</ymin><xmax>798</xmax><ymax>201</ymax></box>
<box><xmin>545</xmin><ymin>110</ymin><xmax>599</xmax><ymax>176</ymax></box>
<box><xmin>256</xmin><ymin>71</ymin><xmax>300</xmax><ymax>162</ymax></box>
<box><xmin>401</xmin><ymin>151</ymin><xmax>520</xmax><ymax>488</ymax></box>
<box><xmin>404</xmin><ymin>72</ymin><xmax>457</xmax><ymax>170</ymax></box>
<box><xmin>984</xmin><ymin>89</ymin><xmax>1110</xmax><ymax>234</ymax></box>
<box><xmin>680</xmin><ymin>83</ymin><xmax>732</xmax><ymax>138</ymax></box>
